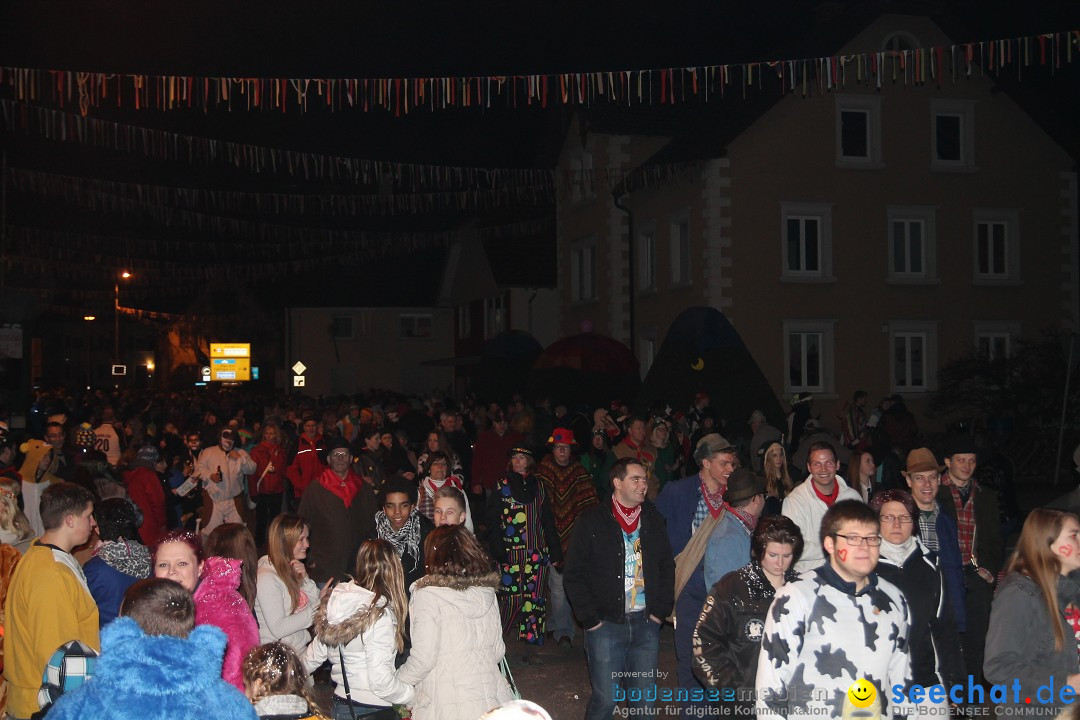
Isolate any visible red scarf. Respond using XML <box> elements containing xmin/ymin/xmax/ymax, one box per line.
<box><xmin>318</xmin><ymin>467</ymin><xmax>361</xmax><ymax>508</ymax></box>
<box><xmin>811</xmin><ymin>480</ymin><xmax>840</xmax><ymax>507</ymax></box>
<box><xmin>726</xmin><ymin>503</ymin><xmax>758</xmax><ymax>533</ymax></box>
<box><xmin>701</xmin><ymin>477</ymin><xmax>725</xmax><ymax>519</ymax></box>
<box><xmin>612</xmin><ymin>496</ymin><xmax>642</xmax><ymax>534</ymax></box>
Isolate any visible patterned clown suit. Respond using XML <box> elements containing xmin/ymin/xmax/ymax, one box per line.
<box><xmin>490</xmin><ymin>472</ymin><xmax>554</xmax><ymax>645</ymax></box>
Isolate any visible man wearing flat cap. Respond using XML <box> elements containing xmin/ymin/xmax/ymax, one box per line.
<box><xmin>656</xmin><ymin>433</ymin><xmax>739</xmax><ymax>702</ymax></box>
<box><xmin>938</xmin><ymin>437</ymin><xmax>1001</xmax><ymax>684</ymax></box>
<box><xmin>703</xmin><ymin>469</ymin><xmax>767</xmax><ymax>589</ymax></box>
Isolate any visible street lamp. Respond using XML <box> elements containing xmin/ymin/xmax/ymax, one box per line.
<box><xmin>114</xmin><ymin>270</ymin><xmax>132</xmax><ymax>363</ymax></box>
<box><xmin>83</xmin><ymin>315</ymin><xmax>95</xmax><ymax>388</ymax></box>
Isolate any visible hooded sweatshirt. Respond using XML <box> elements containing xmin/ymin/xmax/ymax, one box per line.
<box><xmin>301</xmin><ymin>581</ymin><xmax>415</xmax><ymax>708</ymax></box>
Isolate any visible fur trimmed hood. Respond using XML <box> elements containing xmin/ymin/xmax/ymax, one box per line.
<box><xmin>312</xmin><ymin>581</ymin><xmax>384</xmax><ymax>646</ymax></box>
<box><xmin>410</xmin><ymin>572</ymin><xmax>501</xmax><ymax>620</ymax></box>
<box><xmin>411</xmin><ymin>571</ymin><xmax>500</xmax><ymax>591</ymax></box>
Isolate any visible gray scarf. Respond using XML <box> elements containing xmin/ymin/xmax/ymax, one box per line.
<box><xmin>879</xmin><ymin>535</ymin><xmax>918</xmax><ymax>567</ymax></box>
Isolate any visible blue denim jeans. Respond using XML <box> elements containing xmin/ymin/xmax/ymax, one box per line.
<box><xmin>546</xmin><ymin>568</ymin><xmax>575</xmax><ymax>642</ymax></box>
<box><xmin>583</xmin><ymin>612</ymin><xmax>661</xmax><ymax>720</ymax></box>
<box><xmin>331</xmin><ymin>697</ymin><xmax>397</xmax><ymax>720</ymax></box>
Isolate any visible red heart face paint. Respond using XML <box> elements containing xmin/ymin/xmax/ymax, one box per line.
<box><xmin>837</xmin><ymin>548</ymin><xmax>848</xmax><ymax>562</ymax></box>
<box><xmin>1061</xmin><ymin>545</ymin><xmax>1074</xmax><ymax>558</ymax></box>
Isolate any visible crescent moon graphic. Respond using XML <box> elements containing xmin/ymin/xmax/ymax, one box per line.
<box><xmin>690</xmin><ymin>357</ymin><xmax>705</xmax><ymax>371</ymax></box>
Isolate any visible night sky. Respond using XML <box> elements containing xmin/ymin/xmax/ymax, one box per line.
<box><xmin>2</xmin><ymin>0</ymin><xmax>1079</xmax><ymax>317</ymax></box>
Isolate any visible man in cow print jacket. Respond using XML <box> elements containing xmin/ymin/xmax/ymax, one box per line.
<box><xmin>755</xmin><ymin>500</ymin><xmax>913</xmax><ymax>719</ymax></box>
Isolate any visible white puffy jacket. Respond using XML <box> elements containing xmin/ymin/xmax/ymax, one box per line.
<box><xmin>396</xmin><ymin>573</ymin><xmax>514</xmax><ymax>720</ymax></box>
<box><xmin>253</xmin><ymin>555</ymin><xmax>319</xmax><ymax>653</ymax></box>
<box><xmin>302</xmin><ymin>582</ymin><xmax>415</xmax><ymax>708</ymax></box>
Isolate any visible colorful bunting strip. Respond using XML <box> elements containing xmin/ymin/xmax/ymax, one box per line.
<box><xmin>1</xmin><ymin>30</ymin><xmax>1075</xmax><ymax>116</ymax></box>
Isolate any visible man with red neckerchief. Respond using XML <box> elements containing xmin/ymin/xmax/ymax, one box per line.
<box><xmin>656</xmin><ymin>433</ymin><xmax>740</xmax><ymax>708</ymax></box>
<box><xmin>564</xmin><ymin>458</ymin><xmax>674</xmax><ymax>720</ymax></box>
<box><xmin>782</xmin><ymin>440</ymin><xmax>862</xmax><ymax>573</ymax></box>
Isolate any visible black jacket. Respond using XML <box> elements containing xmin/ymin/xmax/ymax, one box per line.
<box><xmin>874</xmin><ymin>542</ymin><xmax>966</xmax><ymax>689</ymax></box>
<box><xmin>692</xmin><ymin>562</ymin><xmax>797</xmax><ymax>696</ymax></box>
<box><xmin>563</xmin><ymin>500</ymin><xmax>674</xmax><ymax>629</ymax></box>
<box><xmin>936</xmin><ymin>480</ymin><xmax>1004</xmax><ymax>575</ymax></box>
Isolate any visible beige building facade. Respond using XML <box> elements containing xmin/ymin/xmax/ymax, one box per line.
<box><xmin>556</xmin><ymin>14</ymin><xmax>1079</xmax><ymax>428</ymax></box>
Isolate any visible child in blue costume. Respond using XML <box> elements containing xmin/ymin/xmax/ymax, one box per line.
<box><xmin>45</xmin><ymin>577</ymin><xmax>258</xmax><ymax>720</ymax></box>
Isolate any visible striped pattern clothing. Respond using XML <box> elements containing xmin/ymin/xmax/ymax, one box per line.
<box><xmin>535</xmin><ymin>456</ymin><xmax>599</xmax><ymax>556</ymax></box>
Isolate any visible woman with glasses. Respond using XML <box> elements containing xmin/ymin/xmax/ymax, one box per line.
<box><xmin>870</xmin><ymin>490</ymin><xmax>965</xmax><ymax>701</ymax></box>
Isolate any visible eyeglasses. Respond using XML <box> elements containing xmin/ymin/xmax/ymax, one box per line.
<box><xmin>832</xmin><ymin>533</ymin><xmax>882</xmax><ymax>547</ymax></box>
<box><xmin>879</xmin><ymin>514</ymin><xmax>913</xmax><ymax>525</ymax></box>
<box><xmin>328</xmin><ymin>450</ymin><xmax>351</xmax><ymax>460</ymax></box>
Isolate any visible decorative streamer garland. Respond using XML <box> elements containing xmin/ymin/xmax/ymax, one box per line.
<box><xmin>7</xmin><ymin>167</ymin><xmax>556</xmax><ymax>218</ymax></box>
<box><xmin>0</xmin><ymin>30</ymin><xmax>1076</xmax><ymax>116</ymax></box>
<box><xmin>0</xmin><ymin>99</ymin><xmax>701</xmax><ymax>197</ymax></box>
<box><xmin>5</xmin><ymin>215</ymin><xmax>554</xmax><ymax>277</ymax></box>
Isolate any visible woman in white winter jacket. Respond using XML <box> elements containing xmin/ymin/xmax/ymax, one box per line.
<box><xmin>303</xmin><ymin>539</ymin><xmax>414</xmax><ymax>719</ymax></box>
<box><xmin>396</xmin><ymin>525</ymin><xmax>515</xmax><ymax>720</ymax></box>
<box><xmin>254</xmin><ymin>514</ymin><xmax>321</xmax><ymax>653</ymax></box>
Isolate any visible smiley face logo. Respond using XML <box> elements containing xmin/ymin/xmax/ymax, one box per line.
<box><xmin>847</xmin><ymin>679</ymin><xmax>876</xmax><ymax>709</ymax></box>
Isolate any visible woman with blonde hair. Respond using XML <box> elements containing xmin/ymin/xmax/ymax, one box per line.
<box><xmin>985</xmin><ymin>508</ymin><xmax>1080</xmax><ymax>711</ymax></box>
<box><xmin>243</xmin><ymin>642</ymin><xmax>329</xmax><ymax>720</ymax></box>
<box><xmin>760</xmin><ymin>442</ymin><xmax>794</xmax><ymax>517</ymax></box>
<box><xmin>254</xmin><ymin>514</ymin><xmax>321</xmax><ymax>653</ymax></box>
<box><xmin>396</xmin><ymin>525</ymin><xmax>514</xmax><ymax>720</ymax></box>
<box><xmin>0</xmin><ymin>488</ymin><xmax>33</xmax><ymax>554</ymax></box>
<box><xmin>303</xmin><ymin>539</ymin><xmax>414</xmax><ymax>719</ymax></box>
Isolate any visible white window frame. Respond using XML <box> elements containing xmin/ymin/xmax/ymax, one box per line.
<box><xmin>835</xmin><ymin>94</ymin><xmax>883</xmax><ymax>168</ymax></box>
<box><xmin>483</xmin><ymin>295</ymin><xmax>507</xmax><ymax>338</ymax></box>
<box><xmin>886</xmin><ymin>205</ymin><xmax>937</xmax><ymax>283</ymax></box>
<box><xmin>781</xmin><ymin>202</ymin><xmax>834</xmax><ymax>281</ymax></box>
<box><xmin>930</xmin><ymin>99</ymin><xmax>976</xmax><ymax>171</ymax></box>
<box><xmin>399</xmin><ymin>313</ymin><xmax>433</xmax><ymax>340</ymax></box>
<box><xmin>889</xmin><ymin>321</ymin><xmax>938</xmax><ymax>393</ymax></box>
<box><xmin>972</xmin><ymin>208</ymin><xmax>1021</xmax><ymax>284</ymax></box>
<box><xmin>670</xmin><ymin>212</ymin><xmax>692</xmax><ymax>287</ymax></box>
<box><xmin>570</xmin><ymin>236</ymin><xmax>597</xmax><ymax>303</ymax></box>
<box><xmin>783</xmin><ymin>319</ymin><xmax>836</xmax><ymax>395</ymax></box>
<box><xmin>974</xmin><ymin>321</ymin><xmax>1020</xmax><ymax>361</ymax></box>
<box><xmin>637</xmin><ymin>223</ymin><xmax>657</xmax><ymax>292</ymax></box>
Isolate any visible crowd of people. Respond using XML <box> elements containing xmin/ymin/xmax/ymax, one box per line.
<box><xmin>0</xmin><ymin>383</ymin><xmax>1054</xmax><ymax>720</ymax></box>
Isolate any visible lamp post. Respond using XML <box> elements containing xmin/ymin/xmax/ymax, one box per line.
<box><xmin>83</xmin><ymin>315</ymin><xmax>95</xmax><ymax>388</ymax></box>
<box><xmin>114</xmin><ymin>271</ymin><xmax>132</xmax><ymax>363</ymax></box>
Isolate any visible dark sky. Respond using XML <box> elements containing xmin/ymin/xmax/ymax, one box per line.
<box><xmin>2</xmin><ymin>0</ymin><xmax>1079</xmax><ymax>316</ymax></box>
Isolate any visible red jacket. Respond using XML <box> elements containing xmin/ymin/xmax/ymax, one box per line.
<box><xmin>249</xmin><ymin>441</ymin><xmax>287</xmax><ymax>496</ymax></box>
<box><xmin>124</xmin><ymin>466</ymin><xmax>167</xmax><ymax>548</ymax></box>
<box><xmin>286</xmin><ymin>434</ymin><xmax>324</xmax><ymax>498</ymax></box>
<box><xmin>472</xmin><ymin>428</ymin><xmax>524</xmax><ymax>492</ymax></box>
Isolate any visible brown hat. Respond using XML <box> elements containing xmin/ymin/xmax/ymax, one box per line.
<box><xmin>693</xmin><ymin>433</ymin><xmax>734</xmax><ymax>463</ymax></box>
<box><xmin>724</xmin><ymin>468</ymin><xmax>766</xmax><ymax>505</ymax></box>
<box><xmin>902</xmin><ymin>447</ymin><xmax>944</xmax><ymax>476</ymax></box>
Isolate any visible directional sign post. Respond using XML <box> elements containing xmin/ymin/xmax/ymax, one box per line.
<box><xmin>292</xmin><ymin>361</ymin><xmax>306</xmax><ymax>390</ymax></box>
